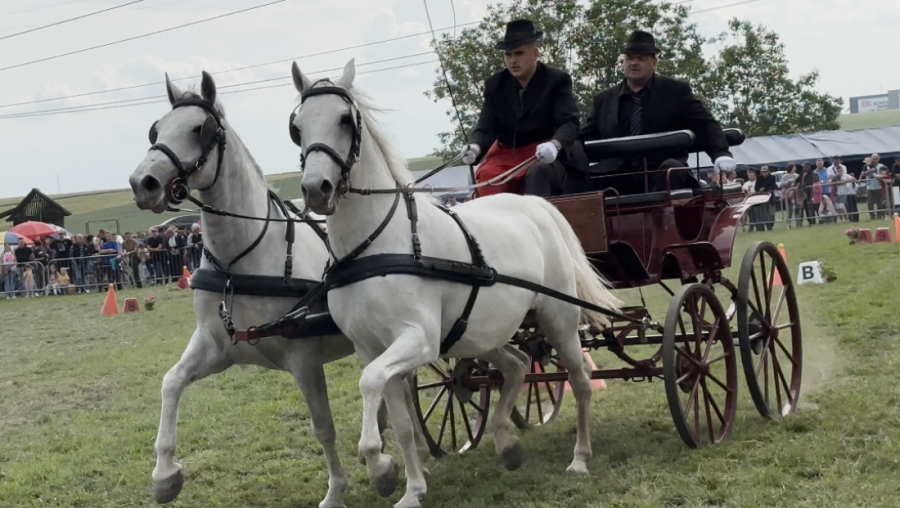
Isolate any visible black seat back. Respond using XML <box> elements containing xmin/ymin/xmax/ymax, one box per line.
<box><xmin>583</xmin><ymin>130</ymin><xmax>696</xmax><ymax>163</ymax></box>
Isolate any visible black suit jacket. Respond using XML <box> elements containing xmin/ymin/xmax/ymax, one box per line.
<box><xmin>472</xmin><ymin>63</ymin><xmax>586</xmax><ymax>171</ymax></box>
<box><xmin>578</xmin><ymin>74</ymin><xmax>731</xmax><ymax>173</ymax></box>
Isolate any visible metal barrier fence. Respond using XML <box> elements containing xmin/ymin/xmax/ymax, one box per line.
<box><xmin>741</xmin><ymin>181</ymin><xmax>899</xmax><ymax>230</ymax></box>
<box><xmin>1</xmin><ymin>244</ymin><xmax>204</xmax><ymax>299</ymax></box>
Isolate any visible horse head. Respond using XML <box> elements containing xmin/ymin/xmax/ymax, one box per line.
<box><xmin>130</xmin><ymin>71</ymin><xmax>226</xmax><ymax>213</ymax></box>
<box><xmin>291</xmin><ymin>59</ymin><xmax>359</xmax><ymax>215</ymax></box>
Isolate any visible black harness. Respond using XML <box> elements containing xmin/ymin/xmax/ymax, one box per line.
<box><xmin>148</xmin><ymin>97</ymin><xmax>227</xmax><ymax>204</ymax></box>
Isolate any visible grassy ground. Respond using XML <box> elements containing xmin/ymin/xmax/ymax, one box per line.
<box><xmin>1</xmin><ymin>218</ymin><xmax>899</xmax><ymax>508</ymax></box>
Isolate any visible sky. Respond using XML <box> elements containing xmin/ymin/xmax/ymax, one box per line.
<box><xmin>0</xmin><ymin>0</ymin><xmax>897</xmax><ymax>199</ymax></box>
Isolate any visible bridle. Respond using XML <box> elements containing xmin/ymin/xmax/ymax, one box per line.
<box><xmin>148</xmin><ymin>97</ymin><xmax>227</xmax><ymax>204</ymax></box>
<box><xmin>289</xmin><ymin>79</ymin><xmax>363</xmax><ymax>195</ymax></box>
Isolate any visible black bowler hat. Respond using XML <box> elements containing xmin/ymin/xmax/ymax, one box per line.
<box><xmin>495</xmin><ymin>19</ymin><xmax>543</xmax><ymax>51</ymax></box>
<box><xmin>624</xmin><ymin>30</ymin><xmax>660</xmax><ymax>55</ymax></box>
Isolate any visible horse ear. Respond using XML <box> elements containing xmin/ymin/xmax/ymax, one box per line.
<box><xmin>200</xmin><ymin>71</ymin><xmax>217</xmax><ymax>104</ymax></box>
<box><xmin>292</xmin><ymin>61</ymin><xmax>312</xmax><ymax>93</ymax></box>
<box><xmin>337</xmin><ymin>58</ymin><xmax>356</xmax><ymax>89</ymax></box>
<box><xmin>165</xmin><ymin>73</ymin><xmax>184</xmax><ymax>105</ymax></box>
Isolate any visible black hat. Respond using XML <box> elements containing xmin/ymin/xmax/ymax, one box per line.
<box><xmin>495</xmin><ymin>19</ymin><xmax>543</xmax><ymax>51</ymax></box>
<box><xmin>624</xmin><ymin>30</ymin><xmax>660</xmax><ymax>55</ymax></box>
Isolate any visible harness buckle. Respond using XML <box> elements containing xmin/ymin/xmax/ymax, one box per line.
<box><xmin>411</xmin><ymin>233</ymin><xmax>422</xmax><ymax>259</ymax></box>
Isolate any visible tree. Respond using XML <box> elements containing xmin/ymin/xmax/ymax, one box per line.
<box><xmin>426</xmin><ymin>0</ymin><xmax>705</xmax><ymax>158</ymax></box>
<box><xmin>703</xmin><ymin>19</ymin><xmax>843</xmax><ymax>137</ymax></box>
<box><xmin>425</xmin><ymin>2</ymin><xmax>843</xmax><ymax>157</ymax></box>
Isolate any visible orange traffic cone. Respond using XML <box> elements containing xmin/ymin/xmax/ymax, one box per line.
<box><xmin>100</xmin><ymin>284</ymin><xmax>119</xmax><ymax>316</ymax></box>
<box><xmin>177</xmin><ymin>266</ymin><xmax>191</xmax><ymax>289</ymax></box>
<box><xmin>773</xmin><ymin>243</ymin><xmax>787</xmax><ymax>287</ymax></box>
<box><xmin>182</xmin><ymin>266</ymin><xmax>191</xmax><ymax>281</ymax></box>
<box><xmin>894</xmin><ymin>213</ymin><xmax>899</xmax><ymax>242</ymax></box>
<box><xmin>565</xmin><ymin>351</ymin><xmax>607</xmax><ymax>391</ymax></box>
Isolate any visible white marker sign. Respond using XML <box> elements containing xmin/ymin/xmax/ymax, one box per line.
<box><xmin>797</xmin><ymin>261</ymin><xmax>824</xmax><ymax>285</ymax></box>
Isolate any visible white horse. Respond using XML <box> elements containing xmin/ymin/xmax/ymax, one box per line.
<box><xmin>129</xmin><ymin>71</ymin><xmax>427</xmax><ymax>508</ymax></box>
<box><xmin>291</xmin><ymin>59</ymin><xmax>621</xmax><ymax>508</ymax></box>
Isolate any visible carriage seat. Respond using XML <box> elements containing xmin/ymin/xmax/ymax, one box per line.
<box><xmin>583</xmin><ymin>130</ymin><xmax>696</xmax><ymax>163</ymax></box>
<box><xmin>604</xmin><ymin>188</ymin><xmax>694</xmax><ymax>206</ymax></box>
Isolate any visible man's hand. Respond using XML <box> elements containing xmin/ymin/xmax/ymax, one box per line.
<box><xmin>713</xmin><ymin>156</ymin><xmax>737</xmax><ymax>174</ymax></box>
<box><xmin>535</xmin><ymin>141</ymin><xmax>560</xmax><ymax>164</ymax></box>
<box><xmin>459</xmin><ymin>144</ymin><xmax>480</xmax><ymax>165</ymax></box>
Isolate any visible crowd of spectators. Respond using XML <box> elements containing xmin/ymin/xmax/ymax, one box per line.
<box><xmin>1</xmin><ymin>223</ymin><xmax>203</xmax><ymax>299</ymax></box>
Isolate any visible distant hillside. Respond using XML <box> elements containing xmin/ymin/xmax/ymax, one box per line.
<box><xmin>838</xmin><ymin>109</ymin><xmax>900</xmax><ymax>131</ymax></box>
<box><xmin>2</xmin><ymin>158</ymin><xmax>449</xmax><ymax>235</ymax></box>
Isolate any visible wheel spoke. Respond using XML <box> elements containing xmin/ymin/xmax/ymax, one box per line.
<box><xmin>701</xmin><ymin>317</ymin><xmax>722</xmax><ymax>364</ymax></box>
<box><xmin>771</xmin><ymin>287</ymin><xmax>787</xmax><ymax>326</ymax></box>
<box><xmin>773</xmin><ymin>336</ymin><xmax>798</xmax><ymax>367</ymax></box>
<box><xmin>704</xmin><ymin>370</ymin><xmax>732</xmax><ymax>394</ymax></box>
<box><xmin>682</xmin><ymin>377</ymin><xmax>701</xmax><ymax>422</ymax></box>
<box><xmin>449</xmin><ymin>393</ymin><xmax>457</xmax><ymax>451</ymax></box>
<box><xmin>702</xmin><ymin>379</ymin><xmax>726</xmax><ymax>426</ymax></box>
<box><xmin>524</xmin><ymin>379</ymin><xmax>534</xmax><ymax>422</ymax></box>
<box><xmin>436</xmin><ymin>394</ymin><xmax>453</xmax><ymax>447</ymax></box>
<box><xmin>693</xmin><ymin>378</ymin><xmax>702</xmax><ymax>443</ymax></box>
<box><xmin>458</xmin><ymin>398</ymin><xmax>474</xmax><ymax>443</ymax></box>
<box><xmin>771</xmin><ymin>349</ymin><xmax>794</xmax><ymax>410</ymax></box>
<box><xmin>468</xmin><ymin>399</ymin><xmax>485</xmax><ymax>414</ymax></box>
<box><xmin>675</xmin><ymin>345</ymin><xmax>704</xmax><ymax>369</ymax></box>
<box><xmin>534</xmin><ymin>379</ymin><xmax>545</xmax><ymax>424</ymax></box>
<box><xmin>750</xmin><ymin>267</ymin><xmax>764</xmax><ymax>320</ymax></box>
<box><xmin>707</xmin><ymin>352</ymin><xmax>731</xmax><ymax>365</ymax></box>
<box><xmin>428</xmin><ymin>363</ymin><xmax>448</xmax><ymax>379</ymax></box>
<box><xmin>772</xmin><ymin>347</ymin><xmax>783</xmax><ymax>413</ymax></box>
<box><xmin>544</xmin><ymin>380</ymin><xmax>558</xmax><ymax>406</ymax></box>
<box><xmin>764</xmin><ymin>256</ymin><xmax>776</xmax><ymax>321</ymax></box>
<box><xmin>754</xmin><ymin>337</ymin><xmax>774</xmax><ymax>378</ymax></box>
<box><xmin>702</xmin><ymin>379</ymin><xmax>715</xmax><ymax>444</ymax></box>
<box><xmin>423</xmin><ymin>387</ymin><xmax>447</xmax><ymax>423</ymax></box>
<box><xmin>417</xmin><ymin>381</ymin><xmax>445</xmax><ymax>391</ymax></box>
<box><xmin>776</xmin><ymin>322</ymin><xmax>796</xmax><ymax>331</ymax></box>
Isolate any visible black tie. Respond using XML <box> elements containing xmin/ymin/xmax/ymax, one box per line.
<box><xmin>630</xmin><ymin>94</ymin><xmax>644</xmax><ymax>170</ymax></box>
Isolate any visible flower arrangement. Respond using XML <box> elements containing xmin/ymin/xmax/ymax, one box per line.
<box><xmin>844</xmin><ymin>227</ymin><xmax>860</xmax><ymax>244</ymax></box>
<box><xmin>819</xmin><ymin>261</ymin><xmax>837</xmax><ymax>283</ymax></box>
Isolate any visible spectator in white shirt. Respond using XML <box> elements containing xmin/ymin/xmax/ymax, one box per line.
<box><xmin>833</xmin><ymin>164</ymin><xmax>857</xmax><ymax>222</ymax></box>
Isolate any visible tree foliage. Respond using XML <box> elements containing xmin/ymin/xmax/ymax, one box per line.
<box><xmin>425</xmin><ymin>1</ymin><xmax>842</xmax><ymax>157</ymax></box>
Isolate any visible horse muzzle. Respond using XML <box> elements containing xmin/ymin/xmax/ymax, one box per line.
<box><xmin>301</xmin><ymin>173</ymin><xmax>337</xmax><ymax>215</ymax></box>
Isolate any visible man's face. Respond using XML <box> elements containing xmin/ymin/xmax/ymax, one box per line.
<box><xmin>151</xmin><ymin>229</ymin><xmax>158</xmax><ymax>238</ymax></box>
<box><xmin>624</xmin><ymin>53</ymin><xmax>657</xmax><ymax>82</ymax></box>
<box><xmin>872</xmin><ymin>154</ymin><xmax>880</xmax><ymax>164</ymax></box>
<box><xmin>747</xmin><ymin>171</ymin><xmax>757</xmax><ymax>181</ymax></box>
<box><xmin>503</xmin><ymin>43</ymin><xmax>539</xmax><ymax>81</ymax></box>
<box><xmin>816</xmin><ymin>160</ymin><xmax>824</xmax><ymax>169</ymax></box>
<box><xmin>125</xmin><ymin>233</ymin><xmax>132</xmax><ymax>241</ymax></box>
<box><xmin>760</xmin><ymin>168</ymin><xmax>770</xmax><ymax>179</ymax></box>
<box><xmin>17</xmin><ymin>238</ymin><xmax>25</xmax><ymax>248</ymax></box>
<box><xmin>837</xmin><ymin>166</ymin><xmax>845</xmax><ymax>176</ymax></box>
<box><xmin>803</xmin><ymin>164</ymin><xmax>811</xmax><ymax>172</ymax></box>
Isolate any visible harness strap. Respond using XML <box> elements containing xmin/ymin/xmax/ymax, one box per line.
<box><xmin>199</xmin><ymin>194</ymin><xmax>273</xmax><ymax>274</ymax></box>
<box><xmin>329</xmin><ymin>187</ymin><xmax>401</xmax><ymax>271</ymax></box>
<box><xmin>404</xmin><ymin>191</ymin><xmax>421</xmax><ymax>259</ymax></box>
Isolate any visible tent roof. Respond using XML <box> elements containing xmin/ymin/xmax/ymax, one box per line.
<box><xmin>697</xmin><ymin>125</ymin><xmax>900</xmax><ymax>168</ymax></box>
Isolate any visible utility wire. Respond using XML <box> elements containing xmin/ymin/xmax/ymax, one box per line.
<box><xmin>0</xmin><ymin>0</ymin><xmax>143</xmax><ymax>41</ymax></box>
<box><xmin>692</xmin><ymin>0</ymin><xmax>764</xmax><ymax>14</ymax></box>
<box><xmin>0</xmin><ymin>59</ymin><xmax>437</xmax><ymax>120</ymax></box>
<box><xmin>0</xmin><ymin>0</ymin><xmax>285</xmax><ymax>72</ymax></box>
<box><xmin>0</xmin><ymin>20</ymin><xmax>479</xmax><ymax>109</ymax></box>
<box><xmin>0</xmin><ymin>0</ymin><xmax>91</xmax><ymax>17</ymax></box>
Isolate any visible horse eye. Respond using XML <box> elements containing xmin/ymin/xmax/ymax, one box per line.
<box><xmin>192</xmin><ymin>125</ymin><xmax>202</xmax><ymax>134</ymax></box>
<box><xmin>339</xmin><ymin>113</ymin><xmax>353</xmax><ymax>127</ymax></box>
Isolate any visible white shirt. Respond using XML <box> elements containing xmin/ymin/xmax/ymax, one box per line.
<box><xmin>835</xmin><ymin>173</ymin><xmax>857</xmax><ymax>196</ymax></box>
<box><xmin>742</xmin><ymin>180</ymin><xmax>756</xmax><ymax>193</ymax></box>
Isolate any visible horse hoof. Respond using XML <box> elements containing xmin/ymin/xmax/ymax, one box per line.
<box><xmin>372</xmin><ymin>458</ymin><xmax>400</xmax><ymax>497</ymax></box>
<box><xmin>153</xmin><ymin>468</ymin><xmax>184</xmax><ymax>504</ymax></box>
<box><xmin>566</xmin><ymin>461</ymin><xmax>589</xmax><ymax>476</ymax></box>
<box><xmin>501</xmin><ymin>443</ymin><xmax>523</xmax><ymax>471</ymax></box>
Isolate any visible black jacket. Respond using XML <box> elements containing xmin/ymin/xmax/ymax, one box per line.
<box><xmin>471</xmin><ymin>63</ymin><xmax>586</xmax><ymax>170</ymax></box>
<box><xmin>578</xmin><ymin>74</ymin><xmax>732</xmax><ymax>173</ymax></box>
<box><xmin>755</xmin><ymin>174</ymin><xmax>777</xmax><ymax>193</ymax></box>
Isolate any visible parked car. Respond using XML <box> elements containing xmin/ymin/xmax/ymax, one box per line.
<box><xmin>154</xmin><ymin>214</ymin><xmax>201</xmax><ymax>231</ymax></box>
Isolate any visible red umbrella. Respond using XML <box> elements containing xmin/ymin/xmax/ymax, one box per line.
<box><xmin>10</xmin><ymin>221</ymin><xmax>57</xmax><ymax>239</ymax></box>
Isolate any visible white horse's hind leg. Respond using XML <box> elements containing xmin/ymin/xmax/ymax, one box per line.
<box><xmin>538</xmin><ymin>303</ymin><xmax>593</xmax><ymax>475</ymax></box>
<box><xmin>153</xmin><ymin>330</ymin><xmax>231</xmax><ymax>503</ymax></box>
<box><xmin>479</xmin><ymin>345</ymin><xmax>529</xmax><ymax>470</ymax></box>
<box><xmin>383</xmin><ymin>376</ymin><xmax>428</xmax><ymax>508</ymax></box>
<box><xmin>292</xmin><ymin>363</ymin><xmax>349</xmax><ymax>508</ymax></box>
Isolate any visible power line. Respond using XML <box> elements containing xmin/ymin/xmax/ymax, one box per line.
<box><xmin>692</xmin><ymin>0</ymin><xmax>764</xmax><ymax>14</ymax></box>
<box><xmin>0</xmin><ymin>58</ymin><xmax>437</xmax><ymax>120</ymax></box>
<box><xmin>0</xmin><ymin>0</ymin><xmax>143</xmax><ymax>41</ymax></box>
<box><xmin>0</xmin><ymin>0</ymin><xmax>286</xmax><ymax>72</ymax></box>
<box><xmin>0</xmin><ymin>20</ymin><xmax>480</xmax><ymax>109</ymax></box>
<box><xmin>0</xmin><ymin>0</ymin><xmax>91</xmax><ymax>17</ymax></box>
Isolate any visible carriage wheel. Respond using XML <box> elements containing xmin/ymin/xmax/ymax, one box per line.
<box><xmin>663</xmin><ymin>283</ymin><xmax>738</xmax><ymax>448</ymax></box>
<box><xmin>411</xmin><ymin>359</ymin><xmax>490</xmax><ymax>457</ymax></box>
<box><xmin>510</xmin><ymin>346</ymin><xmax>566</xmax><ymax>430</ymax></box>
<box><xmin>737</xmin><ymin>242</ymin><xmax>803</xmax><ymax>418</ymax></box>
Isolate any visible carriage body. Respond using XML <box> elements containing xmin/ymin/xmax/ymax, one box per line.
<box><xmin>414</xmin><ymin>128</ymin><xmax>803</xmax><ymax>454</ymax></box>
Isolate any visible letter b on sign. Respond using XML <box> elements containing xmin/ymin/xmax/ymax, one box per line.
<box><xmin>797</xmin><ymin>261</ymin><xmax>823</xmax><ymax>285</ymax></box>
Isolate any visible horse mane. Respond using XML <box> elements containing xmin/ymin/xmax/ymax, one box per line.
<box><xmin>303</xmin><ymin>81</ymin><xmax>411</xmax><ymax>186</ymax></box>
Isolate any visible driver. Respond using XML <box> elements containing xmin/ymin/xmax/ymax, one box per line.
<box><xmin>461</xmin><ymin>19</ymin><xmax>590</xmax><ymax>197</ymax></box>
<box><xmin>578</xmin><ymin>31</ymin><xmax>736</xmax><ymax>194</ymax></box>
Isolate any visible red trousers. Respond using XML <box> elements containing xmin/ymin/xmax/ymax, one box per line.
<box><xmin>474</xmin><ymin>141</ymin><xmax>540</xmax><ymax>197</ymax></box>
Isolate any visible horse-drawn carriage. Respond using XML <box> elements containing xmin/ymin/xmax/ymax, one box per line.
<box><xmin>411</xmin><ymin>127</ymin><xmax>802</xmax><ymax>453</ymax></box>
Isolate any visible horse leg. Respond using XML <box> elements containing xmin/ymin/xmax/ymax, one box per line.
<box><xmin>383</xmin><ymin>376</ymin><xmax>428</xmax><ymax>508</ymax></box>
<box><xmin>539</xmin><ymin>304</ymin><xmax>594</xmax><ymax>475</ymax></box>
<box><xmin>292</xmin><ymin>362</ymin><xmax>349</xmax><ymax>508</ymax></box>
<box><xmin>402</xmin><ymin>373</ymin><xmax>432</xmax><ymax>468</ymax></box>
<box><xmin>153</xmin><ymin>330</ymin><xmax>230</xmax><ymax>503</ymax></box>
<box><xmin>479</xmin><ymin>345</ymin><xmax>529</xmax><ymax>470</ymax></box>
<box><xmin>356</xmin><ymin>333</ymin><xmax>433</xmax><ymax>499</ymax></box>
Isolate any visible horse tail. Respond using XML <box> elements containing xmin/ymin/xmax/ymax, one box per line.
<box><xmin>535</xmin><ymin>199</ymin><xmax>622</xmax><ymax>328</ymax></box>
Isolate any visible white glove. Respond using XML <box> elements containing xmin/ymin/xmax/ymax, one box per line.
<box><xmin>713</xmin><ymin>156</ymin><xmax>737</xmax><ymax>174</ymax></box>
<box><xmin>460</xmin><ymin>144</ymin><xmax>480</xmax><ymax>165</ymax></box>
<box><xmin>535</xmin><ymin>141</ymin><xmax>559</xmax><ymax>164</ymax></box>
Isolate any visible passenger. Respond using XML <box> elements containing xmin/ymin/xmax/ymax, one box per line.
<box><xmin>461</xmin><ymin>19</ymin><xmax>590</xmax><ymax>198</ymax></box>
<box><xmin>577</xmin><ymin>31</ymin><xmax>736</xmax><ymax>195</ymax></box>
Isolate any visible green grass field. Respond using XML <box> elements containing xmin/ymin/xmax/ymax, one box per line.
<box><xmin>1</xmin><ymin>217</ymin><xmax>899</xmax><ymax>508</ymax></box>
